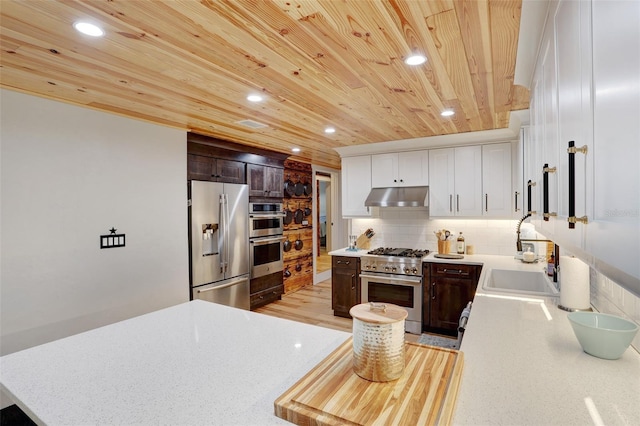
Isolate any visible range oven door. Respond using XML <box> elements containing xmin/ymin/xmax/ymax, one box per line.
<box><xmin>249</xmin><ymin>236</ymin><xmax>284</xmax><ymax>279</ymax></box>
<box><xmin>360</xmin><ymin>273</ymin><xmax>423</xmax><ymax>334</ymax></box>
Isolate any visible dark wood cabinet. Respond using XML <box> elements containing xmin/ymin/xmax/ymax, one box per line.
<box><xmin>423</xmin><ymin>262</ymin><xmax>481</xmax><ymax>336</ymax></box>
<box><xmin>247</xmin><ymin>164</ymin><xmax>284</xmax><ymax>198</ymax></box>
<box><xmin>187</xmin><ymin>154</ymin><xmax>245</xmax><ymax>183</ymax></box>
<box><xmin>250</xmin><ymin>271</ymin><xmax>284</xmax><ymax>310</ymax></box>
<box><xmin>331</xmin><ymin>256</ymin><xmax>360</xmax><ymax>318</ymax></box>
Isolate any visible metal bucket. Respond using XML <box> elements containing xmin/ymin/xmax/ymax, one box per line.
<box><xmin>350</xmin><ymin>302</ymin><xmax>408</xmax><ymax>382</ymax></box>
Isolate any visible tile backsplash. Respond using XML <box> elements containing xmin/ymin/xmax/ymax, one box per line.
<box><xmin>591</xmin><ymin>270</ymin><xmax>640</xmax><ymax>353</ymax></box>
<box><xmin>351</xmin><ymin>212</ymin><xmax>529</xmax><ymax>255</ymax></box>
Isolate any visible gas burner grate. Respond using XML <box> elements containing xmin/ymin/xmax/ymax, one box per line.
<box><xmin>367</xmin><ymin>247</ymin><xmax>430</xmax><ymax>258</ymax></box>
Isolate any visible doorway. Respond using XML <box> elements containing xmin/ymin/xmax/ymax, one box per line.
<box><xmin>316</xmin><ymin>173</ymin><xmax>332</xmax><ymax>275</ymax></box>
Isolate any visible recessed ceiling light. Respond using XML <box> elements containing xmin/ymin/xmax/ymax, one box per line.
<box><xmin>291</xmin><ymin>147</ymin><xmax>301</xmax><ymax>153</ymax></box>
<box><xmin>247</xmin><ymin>94</ymin><xmax>263</xmax><ymax>102</ymax></box>
<box><xmin>324</xmin><ymin>127</ymin><xmax>336</xmax><ymax>134</ymax></box>
<box><xmin>404</xmin><ymin>54</ymin><xmax>426</xmax><ymax>66</ymax></box>
<box><xmin>441</xmin><ymin>109</ymin><xmax>455</xmax><ymax>117</ymax></box>
<box><xmin>73</xmin><ymin>21</ymin><xmax>104</xmax><ymax>37</ymax></box>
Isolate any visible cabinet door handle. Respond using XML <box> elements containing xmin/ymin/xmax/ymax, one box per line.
<box><xmin>456</xmin><ymin>194</ymin><xmax>460</xmax><ymax>212</ymax></box>
<box><xmin>449</xmin><ymin>194</ymin><xmax>453</xmax><ymax>212</ymax></box>
<box><xmin>351</xmin><ymin>274</ymin><xmax>356</xmax><ymax>290</ymax></box>
<box><xmin>485</xmin><ymin>193</ymin><xmax>488</xmax><ymax>212</ymax></box>
<box><xmin>567</xmin><ymin>141</ymin><xmax>589</xmax><ymax>228</ymax></box>
<box><xmin>527</xmin><ymin>180</ymin><xmax>537</xmax><ymax>215</ymax></box>
<box><xmin>515</xmin><ymin>191</ymin><xmax>520</xmax><ymax>212</ymax></box>
<box><xmin>542</xmin><ymin>163</ymin><xmax>556</xmax><ymax>221</ymax></box>
<box><xmin>432</xmin><ymin>282</ymin><xmax>436</xmax><ymax>300</ymax></box>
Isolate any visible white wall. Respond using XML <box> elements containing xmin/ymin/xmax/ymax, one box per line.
<box><xmin>1</xmin><ymin>90</ymin><xmax>189</xmax><ymax>362</ymax></box>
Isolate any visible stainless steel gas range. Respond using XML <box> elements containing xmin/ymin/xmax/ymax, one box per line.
<box><xmin>359</xmin><ymin>247</ymin><xmax>429</xmax><ymax>334</ymax></box>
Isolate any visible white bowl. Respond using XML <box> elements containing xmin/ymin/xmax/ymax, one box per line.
<box><xmin>567</xmin><ymin>312</ymin><xmax>638</xmax><ymax>360</ymax></box>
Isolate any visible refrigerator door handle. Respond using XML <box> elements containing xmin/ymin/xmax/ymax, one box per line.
<box><xmin>219</xmin><ymin>194</ymin><xmax>226</xmax><ymax>273</ymax></box>
<box><xmin>196</xmin><ymin>277</ymin><xmax>249</xmax><ymax>293</ymax></box>
<box><xmin>224</xmin><ymin>193</ymin><xmax>230</xmax><ymax>273</ymax></box>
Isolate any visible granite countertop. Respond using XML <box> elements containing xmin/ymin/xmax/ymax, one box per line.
<box><xmin>329</xmin><ymin>248</ymin><xmax>640</xmax><ymax>425</ymax></box>
<box><xmin>0</xmin><ymin>300</ymin><xmax>350</xmax><ymax>425</ymax></box>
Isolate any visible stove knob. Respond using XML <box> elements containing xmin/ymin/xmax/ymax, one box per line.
<box><xmin>404</xmin><ymin>267</ymin><xmax>410</xmax><ymax>274</ymax></box>
<box><xmin>384</xmin><ymin>266</ymin><xmax>390</xmax><ymax>271</ymax></box>
<box><xmin>412</xmin><ymin>268</ymin><xmax>418</xmax><ymax>274</ymax></box>
<box><xmin>372</xmin><ymin>265</ymin><xmax>377</xmax><ymax>270</ymax></box>
<box><xmin>364</xmin><ymin>264</ymin><xmax>370</xmax><ymax>269</ymax></box>
<box><xmin>391</xmin><ymin>267</ymin><xmax>397</xmax><ymax>272</ymax></box>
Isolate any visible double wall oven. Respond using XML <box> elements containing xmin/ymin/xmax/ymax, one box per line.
<box><xmin>249</xmin><ymin>203</ymin><xmax>285</xmax><ymax>279</ymax></box>
<box><xmin>359</xmin><ymin>248</ymin><xmax>429</xmax><ymax>334</ymax></box>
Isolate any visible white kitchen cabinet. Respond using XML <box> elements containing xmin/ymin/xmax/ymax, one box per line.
<box><xmin>482</xmin><ymin>143</ymin><xmax>513</xmax><ymax>217</ymax></box>
<box><xmin>527</xmin><ymin>75</ymin><xmax>543</xmax><ymax>229</ymax></box>
<box><xmin>513</xmin><ymin>130</ymin><xmax>525</xmax><ymax>219</ymax></box>
<box><xmin>341</xmin><ymin>155</ymin><xmax>371</xmax><ymax>217</ymax></box>
<box><xmin>429</xmin><ymin>146</ymin><xmax>482</xmax><ymax>217</ymax></box>
<box><xmin>540</xmin><ymin>26</ymin><xmax>560</xmax><ymax>238</ymax></box>
<box><xmin>526</xmin><ymin>0</ymin><xmax>640</xmax><ymax>287</ymax></box>
<box><xmin>371</xmin><ymin>151</ymin><xmax>429</xmax><ymax>188</ymax></box>
<box><xmin>585</xmin><ymin>0</ymin><xmax>640</xmax><ymax>282</ymax></box>
<box><xmin>429</xmin><ymin>148</ymin><xmax>455</xmax><ymax>216</ymax></box>
<box><xmin>553</xmin><ymin>0</ymin><xmax>591</xmax><ymax>250</ymax></box>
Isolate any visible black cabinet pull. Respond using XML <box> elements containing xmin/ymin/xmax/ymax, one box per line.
<box><xmin>567</xmin><ymin>141</ymin><xmax>589</xmax><ymax>228</ymax></box>
<box><xmin>515</xmin><ymin>191</ymin><xmax>519</xmax><ymax>212</ymax></box>
<box><xmin>527</xmin><ymin>180</ymin><xmax>537</xmax><ymax>215</ymax></box>
<box><xmin>542</xmin><ymin>164</ymin><xmax>557</xmax><ymax>221</ymax></box>
<box><xmin>432</xmin><ymin>282</ymin><xmax>436</xmax><ymax>300</ymax></box>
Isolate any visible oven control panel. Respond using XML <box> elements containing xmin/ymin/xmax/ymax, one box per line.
<box><xmin>361</xmin><ymin>257</ymin><xmax>422</xmax><ymax>276</ymax></box>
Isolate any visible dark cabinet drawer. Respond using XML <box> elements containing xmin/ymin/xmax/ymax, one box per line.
<box><xmin>250</xmin><ymin>285</ymin><xmax>284</xmax><ymax>309</ymax></box>
<box><xmin>332</xmin><ymin>256</ymin><xmax>358</xmax><ymax>270</ymax></box>
<box><xmin>430</xmin><ymin>262</ymin><xmax>478</xmax><ymax>278</ymax></box>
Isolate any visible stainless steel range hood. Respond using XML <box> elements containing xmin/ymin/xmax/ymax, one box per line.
<box><xmin>364</xmin><ymin>186</ymin><xmax>429</xmax><ymax>207</ymax></box>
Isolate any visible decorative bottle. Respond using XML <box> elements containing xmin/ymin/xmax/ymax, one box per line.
<box><xmin>457</xmin><ymin>232</ymin><xmax>465</xmax><ymax>254</ymax></box>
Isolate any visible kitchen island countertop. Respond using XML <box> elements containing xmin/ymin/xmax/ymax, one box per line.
<box><xmin>0</xmin><ymin>300</ymin><xmax>350</xmax><ymax>425</ymax></box>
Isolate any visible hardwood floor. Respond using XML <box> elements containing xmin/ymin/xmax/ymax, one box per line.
<box><xmin>316</xmin><ymin>248</ymin><xmax>331</xmax><ymax>273</ymax></box>
<box><xmin>255</xmin><ymin>279</ymin><xmax>352</xmax><ymax>332</ymax></box>
<box><xmin>255</xmin><ymin>279</ymin><xmax>420</xmax><ymax>342</ymax></box>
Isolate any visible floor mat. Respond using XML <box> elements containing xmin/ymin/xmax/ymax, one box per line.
<box><xmin>417</xmin><ymin>333</ymin><xmax>459</xmax><ymax>349</ymax></box>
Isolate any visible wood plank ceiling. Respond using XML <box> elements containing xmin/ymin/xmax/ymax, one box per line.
<box><xmin>0</xmin><ymin>0</ymin><xmax>527</xmax><ymax>169</ymax></box>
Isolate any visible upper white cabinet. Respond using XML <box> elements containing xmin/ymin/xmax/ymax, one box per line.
<box><xmin>586</xmin><ymin>0</ymin><xmax>640</xmax><ymax>282</ymax></box>
<box><xmin>553</xmin><ymin>0</ymin><xmax>591</xmax><ymax>249</ymax></box>
<box><xmin>429</xmin><ymin>146</ymin><xmax>482</xmax><ymax>216</ymax></box>
<box><xmin>482</xmin><ymin>143</ymin><xmax>513</xmax><ymax>217</ymax></box>
<box><xmin>341</xmin><ymin>155</ymin><xmax>371</xmax><ymax>217</ymax></box>
<box><xmin>528</xmin><ymin>0</ymin><xmax>640</xmax><ymax>287</ymax></box>
<box><xmin>371</xmin><ymin>151</ymin><xmax>429</xmax><ymax>188</ymax></box>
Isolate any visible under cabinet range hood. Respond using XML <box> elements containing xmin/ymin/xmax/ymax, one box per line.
<box><xmin>364</xmin><ymin>186</ymin><xmax>429</xmax><ymax>208</ymax></box>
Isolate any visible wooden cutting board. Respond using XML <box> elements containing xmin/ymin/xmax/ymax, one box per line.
<box><xmin>275</xmin><ymin>338</ymin><xmax>464</xmax><ymax>425</ymax></box>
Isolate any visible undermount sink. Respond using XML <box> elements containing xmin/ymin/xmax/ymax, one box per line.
<box><xmin>483</xmin><ymin>269</ymin><xmax>559</xmax><ymax>296</ymax></box>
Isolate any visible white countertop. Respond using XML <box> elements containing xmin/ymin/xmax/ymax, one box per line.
<box><xmin>330</xmin><ymin>249</ymin><xmax>640</xmax><ymax>425</ymax></box>
<box><xmin>0</xmin><ymin>300</ymin><xmax>350</xmax><ymax>425</ymax></box>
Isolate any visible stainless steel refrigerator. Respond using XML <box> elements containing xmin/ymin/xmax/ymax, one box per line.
<box><xmin>189</xmin><ymin>180</ymin><xmax>250</xmax><ymax>310</ymax></box>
